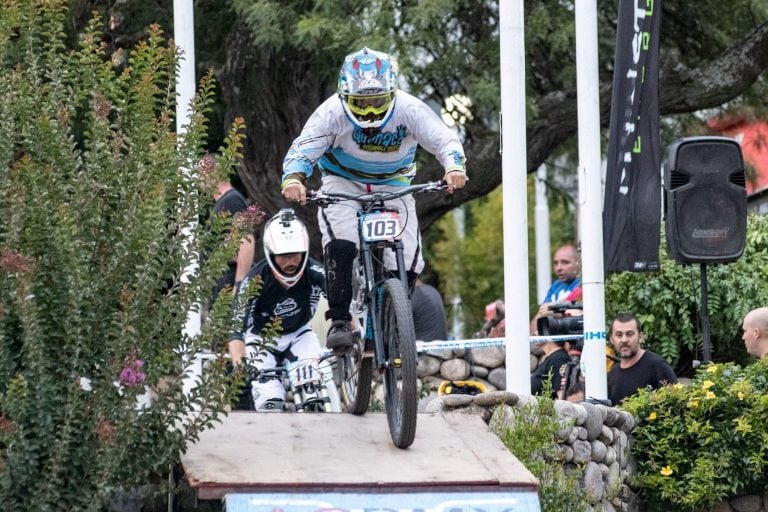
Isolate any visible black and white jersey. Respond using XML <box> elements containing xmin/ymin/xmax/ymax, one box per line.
<box><xmin>231</xmin><ymin>258</ymin><xmax>326</xmax><ymax>339</ymax></box>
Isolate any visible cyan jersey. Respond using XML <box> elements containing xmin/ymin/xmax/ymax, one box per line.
<box><xmin>282</xmin><ymin>91</ymin><xmax>466</xmax><ymax>186</ymax></box>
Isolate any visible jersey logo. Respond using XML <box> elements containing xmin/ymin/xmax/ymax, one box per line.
<box><xmin>352</xmin><ymin>124</ymin><xmax>408</xmax><ymax>153</ymax></box>
<box><xmin>273</xmin><ymin>298</ymin><xmax>298</xmax><ymax>317</ymax></box>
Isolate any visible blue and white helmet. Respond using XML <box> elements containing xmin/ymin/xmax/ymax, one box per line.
<box><xmin>338</xmin><ymin>47</ymin><xmax>397</xmax><ymax>129</ymax></box>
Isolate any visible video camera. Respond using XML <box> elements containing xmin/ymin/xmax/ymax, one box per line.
<box><xmin>536</xmin><ymin>302</ymin><xmax>584</xmax><ymax>339</ymax></box>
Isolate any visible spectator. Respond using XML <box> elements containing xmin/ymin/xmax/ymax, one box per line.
<box><xmin>531</xmin><ymin>340</ymin><xmax>570</xmax><ymax>397</ymax></box>
<box><xmin>530</xmin><ymin>244</ymin><xmax>581</xmax><ymax>335</ymax></box>
<box><xmin>607</xmin><ymin>312</ymin><xmax>677</xmax><ymax>405</ymax></box>
<box><xmin>741</xmin><ymin>307</ymin><xmax>768</xmax><ymax>359</ymax></box>
<box><xmin>411</xmin><ymin>279</ymin><xmax>448</xmax><ymax>341</ymax></box>
<box><xmin>198</xmin><ymin>153</ymin><xmax>256</xmax><ymax>307</ymax></box>
<box><xmin>281</xmin><ymin>47</ymin><xmax>467</xmax><ymax>353</ymax></box>
<box><xmin>228</xmin><ymin>209</ymin><xmax>326</xmax><ymax>411</ymax></box>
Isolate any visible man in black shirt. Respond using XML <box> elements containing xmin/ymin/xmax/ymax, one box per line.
<box><xmin>607</xmin><ymin>312</ymin><xmax>677</xmax><ymax>405</ymax></box>
<box><xmin>199</xmin><ymin>153</ymin><xmax>255</xmax><ymax>305</ymax></box>
<box><xmin>531</xmin><ymin>339</ymin><xmax>571</xmax><ymax>397</ymax></box>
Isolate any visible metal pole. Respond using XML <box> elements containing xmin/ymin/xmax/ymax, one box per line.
<box><xmin>700</xmin><ymin>263</ymin><xmax>712</xmax><ymax>362</ymax></box>
<box><xmin>575</xmin><ymin>0</ymin><xmax>607</xmax><ymax>400</ymax></box>
<box><xmin>500</xmin><ymin>0</ymin><xmax>532</xmax><ymax>395</ymax></box>
<box><xmin>535</xmin><ymin>164</ymin><xmax>551</xmax><ymax>303</ymax></box>
<box><xmin>173</xmin><ymin>0</ymin><xmax>200</xmax><ymax>340</ymax></box>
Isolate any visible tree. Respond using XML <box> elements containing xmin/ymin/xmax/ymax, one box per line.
<box><xmin>94</xmin><ymin>1</ymin><xmax>768</xmax><ymax>256</ymax></box>
<box><xmin>0</xmin><ymin>4</ymin><xmax>252</xmax><ymax>508</ymax></box>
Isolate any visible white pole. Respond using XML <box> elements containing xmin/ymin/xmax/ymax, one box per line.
<box><xmin>535</xmin><ymin>164</ymin><xmax>551</xmax><ymax>303</ymax></box>
<box><xmin>174</xmin><ymin>0</ymin><xmax>200</xmax><ymax>341</ymax></box>
<box><xmin>574</xmin><ymin>0</ymin><xmax>607</xmax><ymax>400</ymax></box>
<box><xmin>500</xmin><ymin>0</ymin><xmax>532</xmax><ymax>395</ymax></box>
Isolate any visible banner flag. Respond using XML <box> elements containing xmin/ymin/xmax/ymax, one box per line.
<box><xmin>603</xmin><ymin>0</ymin><xmax>662</xmax><ymax>272</ymax></box>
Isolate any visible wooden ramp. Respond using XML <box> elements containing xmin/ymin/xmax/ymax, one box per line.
<box><xmin>181</xmin><ymin>411</ymin><xmax>539</xmax><ymax>510</ymax></box>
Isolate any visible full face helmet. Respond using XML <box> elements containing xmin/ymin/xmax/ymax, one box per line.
<box><xmin>337</xmin><ymin>47</ymin><xmax>398</xmax><ymax>129</ymax></box>
<box><xmin>263</xmin><ymin>209</ymin><xmax>309</xmax><ymax>288</ymax></box>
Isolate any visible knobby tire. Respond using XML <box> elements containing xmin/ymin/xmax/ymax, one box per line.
<box><xmin>339</xmin><ymin>344</ymin><xmax>373</xmax><ymax>415</ymax></box>
<box><xmin>381</xmin><ymin>278</ymin><xmax>418</xmax><ymax>448</ymax></box>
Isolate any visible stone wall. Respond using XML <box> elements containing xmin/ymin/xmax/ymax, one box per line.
<box><xmin>394</xmin><ymin>346</ymin><xmax>768</xmax><ymax>512</ymax></box>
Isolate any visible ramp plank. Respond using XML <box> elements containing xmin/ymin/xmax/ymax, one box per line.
<box><xmin>181</xmin><ymin>411</ymin><xmax>538</xmax><ymax>500</ymax></box>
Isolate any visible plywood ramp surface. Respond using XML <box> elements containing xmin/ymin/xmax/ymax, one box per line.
<box><xmin>181</xmin><ymin>412</ymin><xmax>537</xmax><ymax>500</ymax></box>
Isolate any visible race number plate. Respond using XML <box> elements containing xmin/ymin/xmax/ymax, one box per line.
<box><xmin>360</xmin><ymin>212</ymin><xmax>401</xmax><ymax>242</ymax></box>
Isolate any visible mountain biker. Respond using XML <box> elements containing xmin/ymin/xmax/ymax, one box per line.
<box><xmin>228</xmin><ymin>209</ymin><xmax>327</xmax><ymax>411</ymax></box>
<box><xmin>281</xmin><ymin>47</ymin><xmax>468</xmax><ymax>353</ymax></box>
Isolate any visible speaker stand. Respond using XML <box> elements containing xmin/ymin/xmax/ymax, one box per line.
<box><xmin>699</xmin><ymin>263</ymin><xmax>712</xmax><ymax>363</ymax></box>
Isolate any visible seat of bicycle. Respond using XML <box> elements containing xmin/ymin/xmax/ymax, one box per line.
<box><xmin>326</xmin><ymin>319</ymin><xmax>354</xmax><ymax>354</ymax></box>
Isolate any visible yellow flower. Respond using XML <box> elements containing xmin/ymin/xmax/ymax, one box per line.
<box><xmin>702</xmin><ymin>380</ymin><xmax>715</xmax><ymax>390</ymax></box>
<box><xmin>647</xmin><ymin>412</ymin><xmax>657</xmax><ymax>421</ymax></box>
<box><xmin>705</xmin><ymin>391</ymin><xmax>716</xmax><ymax>399</ymax></box>
<box><xmin>688</xmin><ymin>400</ymin><xmax>699</xmax><ymax>408</ymax></box>
<box><xmin>660</xmin><ymin>466</ymin><xmax>673</xmax><ymax>476</ymax></box>
<box><xmin>706</xmin><ymin>364</ymin><xmax>719</xmax><ymax>373</ymax></box>
<box><xmin>738</xmin><ymin>391</ymin><xmax>745</xmax><ymax>400</ymax></box>
<box><xmin>673</xmin><ymin>383</ymin><xmax>683</xmax><ymax>389</ymax></box>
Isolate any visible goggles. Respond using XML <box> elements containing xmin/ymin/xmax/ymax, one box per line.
<box><xmin>345</xmin><ymin>92</ymin><xmax>393</xmax><ymax>117</ymax></box>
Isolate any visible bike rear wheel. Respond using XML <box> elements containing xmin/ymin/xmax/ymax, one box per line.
<box><xmin>381</xmin><ymin>278</ymin><xmax>418</xmax><ymax>448</ymax></box>
<box><xmin>338</xmin><ymin>334</ymin><xmax>373</xmax><ymax>415</ymax></box>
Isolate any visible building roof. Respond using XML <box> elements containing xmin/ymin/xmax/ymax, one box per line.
<box><xmin>707</xmin><ymin>117</ymin><xmax>768</xmax><ymax>197</ymax></box>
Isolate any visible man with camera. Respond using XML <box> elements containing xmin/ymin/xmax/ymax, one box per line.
<box><xmin>531</xmin><ymin>302</ymin><xmax>583</xmax><ymax>397</ymax></box>
<box><xmin>607</xmin><ymin>312</ymin><xmax>677</xmax><ymax>405</ymax></box>
<box><xmin>530</xmin><ymin>244</ymin><xmax>581</xmax><ymax>335</ymax></box>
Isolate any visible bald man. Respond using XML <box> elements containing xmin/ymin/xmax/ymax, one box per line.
<box><xmin>741</xmin><ymin>307</ymin><xmax>768</xmax><ymax>359</ymax></box>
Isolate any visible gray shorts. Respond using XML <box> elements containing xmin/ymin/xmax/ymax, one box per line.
<box><xmin>316</xmin><ymin>175</ymin><xmax>424</xmax><ymax>273</ymax></box>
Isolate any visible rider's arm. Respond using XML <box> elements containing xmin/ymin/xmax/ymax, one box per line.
<box><xmin>405</xmin><ymin>94</ymin><xmax>467</xmax><ymax>177</ymax></box>
<box><xmin>234</xmin><ymin>233</ymin><xmax>255</xmax><ymax>284</ymax></box>
<box><xmin>281</xmin><ymin>97</ymin><xmax>339</xmax><ymax>187</ymax></box>
<box><xmin>228</xmin><ymin>274</ymin><xmax>255</xmax><ymax>367</ymax></box>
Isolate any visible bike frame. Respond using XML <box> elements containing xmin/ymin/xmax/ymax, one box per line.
<box><xmin>356</xmin><ymin>205</ymin><xmax>410</xmax><ymax>372</ymax></box>
<box><xmin>308</xmin><ymin>181</ymin><xmax>444</xmax><ymax>370</ymax></box>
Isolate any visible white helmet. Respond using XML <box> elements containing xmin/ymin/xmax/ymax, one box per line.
<box><xmin>263</xmin><ymin>209</ymin><xmax>310</xmax><ymax>288</ymax></box>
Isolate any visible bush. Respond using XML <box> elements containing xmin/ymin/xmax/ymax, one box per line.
<box><xmin>491</xmin><ymin>394</ymin><xmax>591</xmax><ymax>512</ymax></box>
<box><xmin>605</xmin><ymin>214</ymin><xmax>768</xmax><ymax>372</ymax></box>
<box><xmin>622</xmin><ymin>359</ymin><xmax>768</xmax><ymax>511</ymax></box>
<box><xmin>0</xmin><ymin>4</ymin><xmax>253</xmax><ymax>509</ymax></box>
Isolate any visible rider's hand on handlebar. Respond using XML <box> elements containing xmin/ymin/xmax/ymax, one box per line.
<box><xmin>282</xmin><ymin>181</ymin><xmax>307</xmax><ymax>205</ymax></box>
<box><xmin>444</xmin><ymin>169</ymin><xmax>468</xmax><ymax>194</ymax></box>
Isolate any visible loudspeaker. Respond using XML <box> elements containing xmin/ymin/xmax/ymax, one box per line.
<box><xmin>664</xmin><ymin>136</ymin><xmax>747</xmax><ymax>264</ymax></box>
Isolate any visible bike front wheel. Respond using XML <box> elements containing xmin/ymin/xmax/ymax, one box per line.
<box><xmin>338</xmin><ymin>334</ymin><xmax>373</xmax><ymax>415</ymax></box>
<box><xmin>381</xmin><ymin>278</ymin><xmax>418</xmax><ymax>449</ymax></box>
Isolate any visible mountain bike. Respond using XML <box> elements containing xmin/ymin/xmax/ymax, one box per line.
<box><xmin>249</xmin><ymin>353</ymin><xmax>342</xmax><ymax>412</ymax></box>
<box><xmin>307</xmin><ymin>180</ymin><xmax>446</xmax><ymax>448</ymax></box>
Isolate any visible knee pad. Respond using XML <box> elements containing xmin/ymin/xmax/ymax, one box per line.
<box><xmin>324</xmin><ymin>240</ymin><xmax>357</xmax><ymax>320</ymax></box>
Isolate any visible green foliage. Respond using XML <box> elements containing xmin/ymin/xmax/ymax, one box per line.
<box><xmin>605</xmin><ymin>214</ymin><xmax>768</xmax><ymax>373</ymax></box>
<box><xmin>0</xmin><ymin>3</ymin><xmax>255</xmax><ymax>509</ymax></box>
<box><xmin>622</xmin><ymin>360</ymin><xmax>768</xmax><ymax>511</ymax></box>
<box><xmin>491</xmin><ymin>395</ymin><xmax>591</xmax><ymax>512</ymax></box>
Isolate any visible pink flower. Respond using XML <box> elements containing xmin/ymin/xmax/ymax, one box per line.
<box><xmin>0</xmin><ymin>249</ymin><xmax>33</xmax><ymax>274</ymax></box>
<box><xmin>119</xmin><ymin>355</ymin><xmax>146</xmax><ymax>388</ymax></box>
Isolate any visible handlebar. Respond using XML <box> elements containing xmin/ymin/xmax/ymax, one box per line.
<box><xmin>306</xmin><ymin>180</ymin><xmax>447</xmax><ymax>207</ymax></box>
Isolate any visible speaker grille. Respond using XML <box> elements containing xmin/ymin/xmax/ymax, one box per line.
<box><xmin>669</xmin><ymin>171</ymin><xmax>690</xmax><ymax>190</ymax></box>
<box><xmin>729</xmin><ymin>170</ymin><xmax>746</xmax><ymax>188</ymax></box>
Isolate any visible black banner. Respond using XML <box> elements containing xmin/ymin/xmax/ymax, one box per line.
<box><xmin>603</xmin><ymin>0</ymin><xmax>662</xmax><ymax>272</ymax></box>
